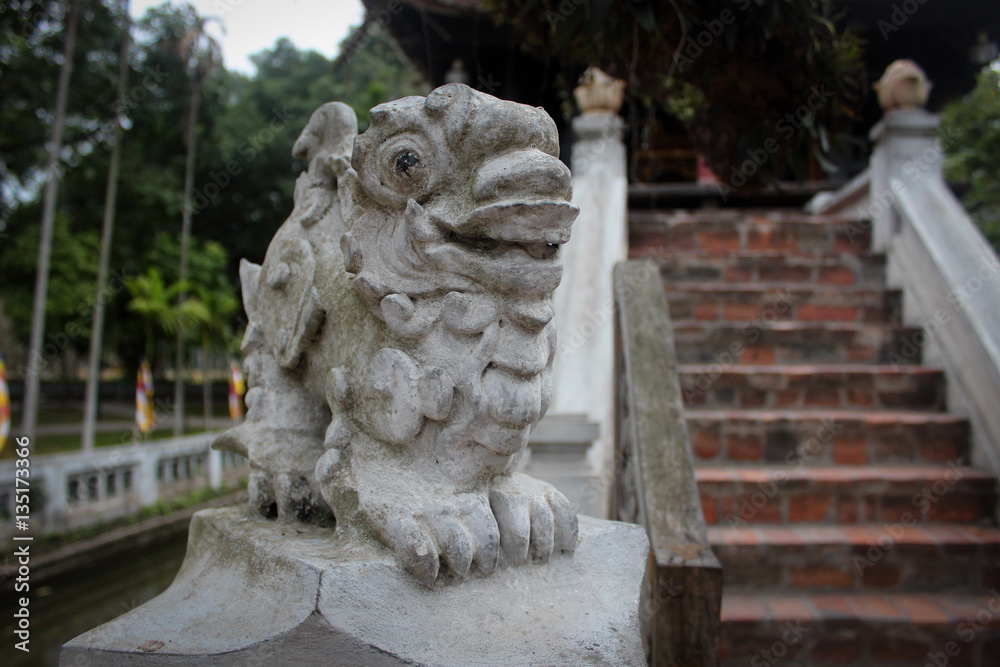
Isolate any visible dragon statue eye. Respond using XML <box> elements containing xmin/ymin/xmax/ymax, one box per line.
<box><xmin>395</xmin><ymin>150</ymin><xmax>420</xmax><ymax>176</ymax></box>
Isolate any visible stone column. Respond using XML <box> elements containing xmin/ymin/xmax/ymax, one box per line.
<box><xmin>868</xmin><ymin>60</ymin><xmax>938</xmax><ymax>252</ymax></box>
<box><xmin>550</xmin><ymin>68</ymin><xmax>628</xmax><ymax>515</ymax></box>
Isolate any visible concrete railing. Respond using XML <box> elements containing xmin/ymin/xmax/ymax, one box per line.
<box><xmin>611</xmin><ymin>260</ymin><xmax>722</xmax><ymax>667</ymax></box>
<box><xmin>809</xmin><ymin>108</ymin><xmax>1000</xmax><ymax>481</ymax></box>
<box><xmin>0</xmin><ymin>433</ymin><xmax>247</xmax><ymax>538</ymax></box>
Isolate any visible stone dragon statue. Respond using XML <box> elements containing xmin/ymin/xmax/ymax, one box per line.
<box><xmin>214</xmin><ymin>84</ymin><xmax>581</xmax><ymax>586</ymax></box>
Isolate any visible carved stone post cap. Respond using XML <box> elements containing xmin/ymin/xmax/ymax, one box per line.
<box><xmin>874</xmin><ymin>59</ymin><xmax>931</xmax><ymax>112</ymax></box>
<box><xmin>574</xmin><ymin>67</ymin><xmax>626</xmax><ymax>115</ymax></box>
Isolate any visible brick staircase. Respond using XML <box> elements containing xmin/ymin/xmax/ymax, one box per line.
<box><xmin>630</xmin><ymin>209</ymin><xmax>1000</xmax><ymax>666</ymax></box>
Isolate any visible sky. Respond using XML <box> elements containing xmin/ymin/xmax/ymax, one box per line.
<box><xmin>129</xmin><ymin>0</ymin><xmax>366</xmax><ymax>75</ymax></box>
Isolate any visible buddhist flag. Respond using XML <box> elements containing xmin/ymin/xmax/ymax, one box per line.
<box><xmin>0</xmin><ymin>350</ymin><xmax>9</xmax><ymax>454</ymax></box>
<box><xmin>228</xmin><ymin>361</ymin><xmax>245</xmax><ymax>421</ymax></box>
<box><xmin>136</xmin><ymin>358</ymin><xmax>155</xmax><ymax>435</ymax></box>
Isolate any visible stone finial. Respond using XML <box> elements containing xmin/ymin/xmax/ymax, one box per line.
<box><xmin>573</xmin><ymin>67</ymin><xmax>626</xmax><ymax>114</ymax></box>
<box><xmin>444</xmin><ymin>58</ymin><xmax>468</xmax><ymax>85</ymax></box>
<box><xmin>874</xmin><ymin>59</ymin><xmax>931</xmax><ymax>112</ymax></box>
<box><xmin>214</xmin><ymin>83</ymin><xmax>581</xmax><ymax>587</ymax></box>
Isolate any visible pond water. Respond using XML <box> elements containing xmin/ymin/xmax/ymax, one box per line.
<box><xmin>0</xmin><ymin>534</ymin><xmax>189</xmax><ymax>666</ymax></box>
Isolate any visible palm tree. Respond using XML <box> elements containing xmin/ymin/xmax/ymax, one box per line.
<box><xmin>169</xmin><ymin>13</ymin><xmax>223</xmax><ymax>436</ymax></box>
<box><xmin>82</xmin><ymin>0</ymin><xmax>133</xmax><ymax>450</ymax></box>
<box><xmin>126</xmin><ymin>268</ymin><xmax>210</xmax><ymax>382</ymax></box>
<box><xmin>20</xmin><ymin>0</ymin><xmax>81</xmax><ymax>441</ymax></box>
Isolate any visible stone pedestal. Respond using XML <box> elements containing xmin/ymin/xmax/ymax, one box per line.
<box><xmin>61</xmin><ymin>507</ymin><xmax>649</xmax><ymax>666</ymax></box>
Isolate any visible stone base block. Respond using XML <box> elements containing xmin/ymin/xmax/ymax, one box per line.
<box><xmin>61</xmin><ymin>506</ymin><xmax>649</xmax><ymax>666</ymax></box>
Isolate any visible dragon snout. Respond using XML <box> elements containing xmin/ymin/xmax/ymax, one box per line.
<box><xmin>474</xmin><ymin>149</ymin><xmax>572</xmax><ymax>204</ymax></box>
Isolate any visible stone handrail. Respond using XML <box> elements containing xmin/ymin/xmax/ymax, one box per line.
<box><xmin>808</xmin><ymin>108</ymin><xmax>1000</xmax><ymax>480</ymax></box>
<box><xmin>611</xmin><ymin>260</ymin><xmax>722</xmax><ymax>666</ymax></box>
<box><xmin>888</xmin><ymin>173</ymin><xmax>1000</xmax><ymax>476</ymax></box>
<box><xmin>0</xmin><ymin>433</ymin><xmax>248</xmax><ymax>537</ymax></box>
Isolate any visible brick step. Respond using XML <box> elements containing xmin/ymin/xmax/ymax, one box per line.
<box><xmin>632</xmin><ymin>250</ymin><xmax>886</xmax><ymax>287</ymax></box>
<box><xmin>687</xmin><ymin>409</ymin><xmax>969</xmax><ymax>466</ymax></box>
<box><xmin>629</xmin><ymin>209</ymin><xmax>870</xmax><ymax>257</ymax></box>
<box><xmin>679</xmin><ymin>364</ymin><xmax>946</xmax><ymax>411</ymax></box>
<box><xmin>720</xmin><ymin>591</ymin><xmax>1000</xmax><ymax>666</ymax></box>
<box><xmin>710</xmin><ymin>524</ymin><xmax>1000</xmax><ymax>594</ymax></box>
<box><xmin>698</xmin><ymin>464</ymin><xmax>995</xmax><ymax>526</ymax></box>
<box><xmin>663</xmin><ymin>283</ymin><xmax>902</xmax><ymax>324</ymax></box>
<box><xmin>673</xmin><ymin>322</ymin><xmax>924</xmax><ymax>365</ymax></box>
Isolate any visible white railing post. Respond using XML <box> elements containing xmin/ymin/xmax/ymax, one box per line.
<box><xmin>869</xmin><ymin>109</ymin><xmax>941</xmax><ymax>252</ymax></box>
<box><xmin>208</xmin><ymin>447</ymin><xmax>223</xmax><ymax>490</ymax></box>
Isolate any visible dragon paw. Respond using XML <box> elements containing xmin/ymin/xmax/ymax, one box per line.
<box><xmin>358</xmin><ymin>489</ymin><xmax>501</xmax><ymax>586</ymax></box>
<box><xmin>489</xmin><ymin>473</ymin><xmax>579</xmax><ymax>567</ymax></box>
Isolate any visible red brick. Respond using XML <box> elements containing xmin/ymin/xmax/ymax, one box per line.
<box><xmin>723</xmin><ymin>303</ymin><xmax>762</xmax><ymax>321</ymax></box>
<box><xmin>919</xmin><ymin>440</ymin><xmax>965</xmax><ymax>463</ymax></box>
<box><xmin>773</xmin><ymin>389</ymin><xmax>801</xmax><ymax>407</ymax></box>
<box><xmin>860</xmin><ymin>564</ymin><xmax>901</xmax><ymax>588</ymax></box>
<box><xmin>803</xmin><ymin>386</ymin><xmax>841</xmax><ymax>407</ymax></box>
<box><xmin>833</xmin><ymin>437</ymin><xmax>868</xmax><ymax>465</ymax></box>
<box><xmin>798</xmin><ymin>305</ymin><xmax>861</xmax><ymax>322</ymax></box>
<box><xmin>846</xmin><ymin>346</ymin><xmax>876</xmax><ymax>362</ymax></box>
<box><xmin>818</xmin><ymin>266</ymin><xmax>857</xmax><ymax>285</ymax></box>
<box><xmin>741</xmin><ymin>346</ymin><xmax>776</xmax><ymax>364</ymax></box>
<box><xmin>845</xmin><ymin>388</ymin><xmax>874</xmax><ymax>407</ymax></box>
<box><xmin>837</xmin><ymin>499</ymin><xmax>861</xmax><ymax>523</ymax></box>
<box><xmin>789</xmin><ymin>564</ymin><xmax>853</xmax><ymax>589</ymax></box>
<box><xmin>739</xmin><ymin>389</ymin><xmax>768</xmax><ymax>408</ymax></box>
<box><xmin>788</xmin><ymin>495</ymin><xmax>832</xmax><ymax>522</ymax></box>
<box><xmin>747</xmin><ymin>229</ymin><xmax>797</xmax><ymax>251</ymax></box>
<box><xmin>725</xmin><ymin>267</ymin><xmax>753</xmax><ymax>282</ymax></box>
<box><xmin>696</xmin><ymin>230</ymin><xmax>740</xmax><ymax>252</ymax></box>
<box><xmin>760</xmin><ymin>265</ymin><xmax>811</xmax><ymax>282</ymax></box>
<box><xmin>928</xmin><ymin>496</ymin><xmax>989</xmax><ymax>523</ymax></box>
<box><xmin>693</xmin><ymin>302</ymin><xmax>718</xmax><ymax>321</ymax></box>
<box><xmin>693</xmin><ymin>430</ymin><xmax>721</xmax><ymax>460</ymax></box>
<box><xmin>727</xmin><ymin>434</ymin><xmax>764</xmax><ymax>461</ymax></box>
<box><xmin>700</xmin><ymin>495</ymin><xmax>718</xmax><ymax>524</ymax></box>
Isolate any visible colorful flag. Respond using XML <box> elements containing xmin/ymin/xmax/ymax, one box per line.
<box><xmin>0</xmin><ymin>351</ymin><xmax>10</xmax><ymax>454</ymax></box>
<box><xmin>136</xmin><ymin>358</ymin><xmax>155</xmax><ymax>435</ymax></box>
<box><xmin>228</xmin><ymin>361</ymin><xmax>245</xmax><ymax>421</ymax></box>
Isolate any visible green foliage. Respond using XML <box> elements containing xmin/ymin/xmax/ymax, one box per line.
<box><xmin>0</xmin><ymin>1</ymin><xmax>427</xmax><ymax>378</ymax></box>
<box><xmin>126</xmin><ymin>265</ymin><xmax>209</xmax><ymax>366</ymax></box>
<box><xmin>0</xmin><ymin>211</ymin><xmax>100</xmax><ymax>367</ymax></box>
<box><xmin>940</xmin><ymin>65</ymin><xmax>1000</xmax><ymax>251</ymax></box>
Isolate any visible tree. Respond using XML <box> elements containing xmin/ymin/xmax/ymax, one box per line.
<box><xmin>20</xmin><ymin>0</ymin><xmax>81</xmax><ymax>440</ymax></box>
<box><xmin>125</xmin><ymin>267</ymin><xmax>208</xmax><ymax>375</ymax></box>
<box><xmin>165</xmin><ymin>9</ymin><xmax>223</xmax><ymax>435</ymax></box>
<box><xmin>485</xmin><ymin>0</ymin><xmax>864</xmax><ymax>187</ymax></box>
<box><xmin>940</xmin><ymin>64</ymin><xmax>1000</xmax><ymax>251</ymax></box>
<box><xmin>83</xmin><ymin>0</ymin><xmax>133</xmax><ymax>450</ymax></box>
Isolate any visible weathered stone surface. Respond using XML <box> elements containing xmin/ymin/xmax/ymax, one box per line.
<box><xmin>61</xmin><ymin>506</ymin><xmax>649</xmax><ymax>666</ymax></box>
<box><xmin>212</xmin><ymin>84</ymin><xmax>583</xmax><ymax>586</ymax></box>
